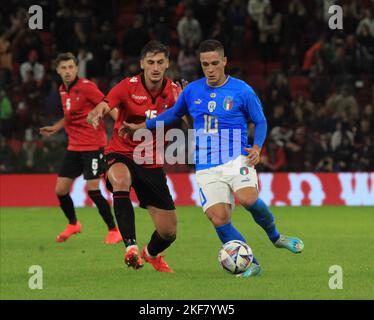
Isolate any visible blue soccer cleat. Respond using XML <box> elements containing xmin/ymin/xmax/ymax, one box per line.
<box><xmin>236</xmin><ymin>263</ymin><xmax>262</xmax><ymax>278</ymax></box>
<box><xmin>274</xmin><ymin>235</ymin><xmax>304</xmax><ymax>253</ymax></box>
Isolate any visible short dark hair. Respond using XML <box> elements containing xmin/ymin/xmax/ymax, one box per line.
<box><xmin>55</xmin><ymin>52</ymin><xmax>78</xmax><ymax>67</ymax></box>
<box><xmin>140</xmin><ymin>40</ymin><xmax>169</xmax><ymax>60</ymax></box>
<box><xmin>198</xmin><ymin>40</ymin><xmax>225</xmax><ymax>56</ymax></box>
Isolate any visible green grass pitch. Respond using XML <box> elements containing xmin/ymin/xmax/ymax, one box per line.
<box><xmin>1</xmin><ymin>206</ymin><xmax>373</xmax><ymax>300</ymax></box>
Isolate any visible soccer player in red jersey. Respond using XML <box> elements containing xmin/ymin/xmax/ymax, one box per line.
<box><xmin>40</xmin><ymin>52</ymin><xmax>122</xmax><ymax>244</ymax></box>
<box><xmin>87</xmin><ymin>41</ymin><xmax>185</xmax><ymax>272</ymax></box>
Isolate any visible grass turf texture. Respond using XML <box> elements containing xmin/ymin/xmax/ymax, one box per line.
<box><xmin>1</xmin><ymin>206</ymin><xmax>373</xmax><ymax>300</ymax></box>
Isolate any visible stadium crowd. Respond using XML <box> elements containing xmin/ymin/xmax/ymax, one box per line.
<box><xmin>0</xmin><ymin>0</ymin><xmax>373</xmax><ymax>173</ymax></box>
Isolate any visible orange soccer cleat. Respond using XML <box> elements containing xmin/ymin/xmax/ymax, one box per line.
<box><xmin>56</xmin><ymin>221</ymin><xmax>82</xmax><ymax>242</ymax></box>
<box><xmin>124</xmin><ymin>246</ymin><xmax>144</xmax><ymax>270</ymax></box>
<box><xmin>141</xmin><ymin>245</ymin><xmax>173</xmax><ymax>273</ymax></box>
<box><xmin>104</xmin><ymin>228</ymin><xmax>122</xmax><ymax>244</ymax></box>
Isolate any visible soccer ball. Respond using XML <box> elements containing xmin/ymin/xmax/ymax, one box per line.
<box><xmin>218</xmin><ymin>240</ymin><xmax>253</xmax><ymax>274</ymax></box>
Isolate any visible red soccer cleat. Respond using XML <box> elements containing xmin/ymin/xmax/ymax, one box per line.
<box><xmin>124</xmin><ymin>246</ymin><xmax>144</xmax><ymax>270</ymax></box>
<box><xmin>141</xmin><ymin>245</ymin><xmax>173</xmax><ymax>273</ymax></box>
<box><xmin>56</xmin><ymin>221</ymin><xmax>82</xmax><ymax>242</ymax></box>
<box><xmin>104</xmin><ymin>228</ymin><xmax>122</xmax><ymax>244</ymax></box>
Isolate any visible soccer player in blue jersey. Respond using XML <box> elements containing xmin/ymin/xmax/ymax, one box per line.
<box><xmin>123</xmin><ymin>40</ymin><xmax>304</xmax><ymax>277</ymax></box>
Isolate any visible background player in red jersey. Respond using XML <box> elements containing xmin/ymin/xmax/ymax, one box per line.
<box><xmin>87</xmin><ymin>41</ymin><xmax>186</xmax><ymax>272</ymax></box>
<box><xmin>40</xmin><ymin>52</ymin><xmax>122</xmax><ymax>244</ymax></box>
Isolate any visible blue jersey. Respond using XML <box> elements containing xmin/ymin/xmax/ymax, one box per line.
<box><xmin>146</xmin><ymin>76</ymin><xmax>267</xmax><ymax>171</ymax></box>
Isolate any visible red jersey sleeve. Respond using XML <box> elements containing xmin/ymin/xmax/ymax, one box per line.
<box><xmin>80</xmin><ymin>80</ymin><xmax>105</xmax><ymax>105</ymax></box>
<box><xmin>104</xmin><ymin>79</ymin><xmax>127</xmax><ymax>109</ymax></box>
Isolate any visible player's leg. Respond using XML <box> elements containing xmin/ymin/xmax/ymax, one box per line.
<box><xmin>205</xmin><ymin>202</ymin><xmax>261</xmax><ymax>278</ymax></box>
<box><xmin>197</xmin><ymin>170</ymin><xmax>249</xmax><ymax>247</ymax></box>
<box><xmin>235</xmin><ymin>187</ymin><xmax>281</xmax><ymax>243</ymax></box>
<box><xmin>197</xmin><ymin>167</ymin><xmax>261</xmax><ymax>277</ymax></box>
<box><xmin>232</xmin><ymin>158</ymin><xmax>303</xmax><ymax>253</ymax></box>
<box><xmin>83</xmin><ymin>150</ymin><xmax>118</xmax><ymax>235</ymax></box>
<box><xmin>132</xmin><ymin>166</ymin><xmax>176</xmax><ymax>272</ymax></box>
<box><xmin>107</xmin><ymin>160</ymin><xmax>142</xmax><ymax>268</ymax></box>
<box><xmin>142</xmin><ymin>206</ymin><xmax>177</xmax><ymax>272</ymax></box>
<box><xmin>86</xmin><ymin>178</ymin><xmax>121</xmax><ymax>244</ymax></box>
<box><xmin>56</xmin><ymin>176</ymin><xmax>77</xmax><ymax>224</ymax></box>
<box><xmin>237</xmin><ymin>186</ymin><xmax>304</xmax><ymax>253</ymax></box>
<box><xmin>55</xmin><ymin>151</ymin><xmax>82</xmax><ymax>242</ymax></box>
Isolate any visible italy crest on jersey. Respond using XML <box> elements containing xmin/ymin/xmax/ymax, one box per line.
<box><xmin>240</xmin><ymin>167</ymin><xmax>249</xmax><ymax>175</ymax></box>
<box><xmin>208</xmin><ymin>101</ymin><xmax>216</xmax><ymax>112</ymax></box>
<box><xmin>223</xmin><ymin>96</ymin><xmax>233</xmax><ymax>111</ymax></box>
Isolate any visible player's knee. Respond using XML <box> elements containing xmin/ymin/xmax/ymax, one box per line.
<box><xmin>55</xmin><ymin>186</ymin><xmax>69</xmax><ymax>197</ymax></box>
<box><xmin>159</xmin><ymin>230</ymin><xmax>176</xmax><ymax>243</ymax></box>
<box><xmin>208</xmin><ymin>215</ymin><xmax>230</xmax><ymax>227</ymax></box>
<box><xmin>238</xmin><ymin>192</ymin><xmax>258</xmax><ymax>208</ymax></box>
<box><xmin>110</xmin><ymin>180</ymin><xmax>130</xmax><ymax>192</ymax></box>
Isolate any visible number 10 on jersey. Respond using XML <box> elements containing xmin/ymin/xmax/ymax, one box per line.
<box><xmin>204</xmin><ymin>114</ymin><xmax>218</xmax><ymax>133</ymax></box>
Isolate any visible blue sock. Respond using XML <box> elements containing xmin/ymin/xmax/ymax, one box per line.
<box><xmin>215</xmin><ymin>222</ymin><xmax>259</xmax><ymax>265</ymax></box>
<box><xmin>246</xmin><ymin>198</ymin><xmax>280</xmax><ymax>243</ymax></box>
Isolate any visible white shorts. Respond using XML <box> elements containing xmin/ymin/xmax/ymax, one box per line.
<box><xmin>195</xmin><ymin>155</ymin><xmax>258</xmax><ymax>212</ymax></box>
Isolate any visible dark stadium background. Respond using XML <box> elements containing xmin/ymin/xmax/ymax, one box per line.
<box><xmin>0</xmin><ymin>0</ymin><xmax>373</xmax><ymax>175</ymax></box>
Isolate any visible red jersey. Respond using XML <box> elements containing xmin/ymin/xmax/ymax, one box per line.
<box><xmin>105</xmin><ymin>74</ymin><xmax>178</xmax><ymax>167</ymax></box>
<box><xmin>59</xmin><ymin>77</ymin><xmax>107</xmax><ymax>151</ymax></box>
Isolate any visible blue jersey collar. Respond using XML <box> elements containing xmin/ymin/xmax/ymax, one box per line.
<box><xmin>205</xmin><ymin>75</ymin><xmax>230</xmax><ymax>88</ymax></box>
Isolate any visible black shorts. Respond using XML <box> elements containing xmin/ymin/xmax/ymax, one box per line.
<box><xmin>58</xmin><ymin>149</ymin><xmax>106</xmax><ymax>180</ymax></box>
<box><xmin>105</xmin><ymin>153</ymin><xmax>175</xmax><ymax>211</ymax></box>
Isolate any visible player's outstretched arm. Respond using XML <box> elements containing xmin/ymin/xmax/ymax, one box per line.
<box><xmin>40</xmin><ymin>118</ymin><xmax>64</xmax><ymax>137</ymax></box>
<box><xmin>87</xmin><ymin>101</ymin><xmax>111</xmax><ymax>129</ymax></box>
<box><xmin>120</xmin><ymin>85</ymin><xmax>189</xmax><ymax>136</ymax></box>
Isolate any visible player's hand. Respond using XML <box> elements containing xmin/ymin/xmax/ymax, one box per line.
<box><xmin>40</xmin><ymin>126</ymin><xmax>57</xmax><ymax>137</ymax></box>
<box><xmin>245</xmin><ymin>146</ymin><xmax>261</xmax><ymax>167</ymax></box>
<box><xmin>172</xmin><ymin>79</ymin><xmax>188</xmax><ymax>101</ymax></box>
<box><xmin>118</xmin><ymin>121</ymin><xmax>146</xmax><ymax>137</ymax></box>
<box><xmin>87</xmin><ymin>109</ymin><xmax>102</xmax><ymax>129</ymax></box>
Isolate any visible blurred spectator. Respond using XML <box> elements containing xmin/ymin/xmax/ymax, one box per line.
<box><xmin>326</xmin><ymin>86</ymin><xmax>359</xmax><ymax>123</ymax></box>
<box><xmin>0</xmin><ymin>136</ymin><xmax>16</xmax><ymax>173</ymax></box>
<box><xmin>260</xmin><ymin>138</ymin><xmax>287</xmax><ymax>172</ymax></box>
<box><xmin>357</xmin><ymin>23</ymin><xmax>374</xmax><ymax>57</ymax></box>
<box><xmin>356</xmin><ymin>8</ymin><xmax>374</xmax><ymax>37</ymax></box>
<box><xmin>247</xmin><ymin>0</ymin><xmax>270</xmax><ymax>25</ymax></box>
<box><xmin>107</xmin><ymin>48</ymin><xmax>125</xmax><ymax>86</ymax></box>
<box><xmin>283</xmin><ymin>44</ymin><xmax>303</xmax><ymax>76</ymax></box>
<box><xmin>209</xmin><ymin>9</ymin><xmax>233</xmax><ymax>54</ymax></box>
<box><xmin>177</xmin><ymin>44</ymin><xmax>199</xmax><ymax>82</ymax></box>
<box><xmin>1</xmin><ymin>0</ymin><xmax>373</xmax><ymax>173</ymax></box>
<box><xmin>228</xmin><ymin>0</ymin><xmax>247</xmax><ymax>48</ymax></box>
<box><xmin>152</xmin><ymin>0</ymin><xmax>172</xmax><ymax>45</ymax></box>
<box><xmin>331</xmin><ymin>121</ymin><xmax>354</xmax><ymax>171</ymax></box>
<box><xmin>122</xmin><ymin>15</ymin><xmax>150</xmax><ymax>58</ymax></box>
<box><xmin>20</xmin><ymin>50</ymin><xmax>44</xmax><ymax>86</ymax></box>
<box><xmin>177</xmin><ymin>8</ymin><xmax>202</xmax><ymax>49</ymax></box>
<box><xmin>283</xmin><ymin>0</ymin><xmax>306</xmax><ymax>47</ymax></box>
<box><xmin>93</xmin><ymin>21</ymin><xmax>117</xmax><ymax>63</ymax></box>
<box><xmin>0</xmin><ymin>90</ymin><xmax>13</xmax><ymax>138</ymax></box>
<box><xmin>0</xmin><ymin>28</ymin><xmax>12</xmax><ymax>70</ymax></box>
<box><xmin>258</xmin><ymin>3</ymin><xmax>282</xmax><ymax>61</ymax></box>
<box><xmin>77</xmin><ymin>47</ymin><xmax>93</xmax><ymax>78</ymax></box>
<box><xmin>265</xmin><ymin>73</ymin><xmax>291</xmax><ymax>109</ymax></box>
<box><xmin>286</xmin><ymin>126</ymin><xmax>307</xmax><ymax>171</ymax></box>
